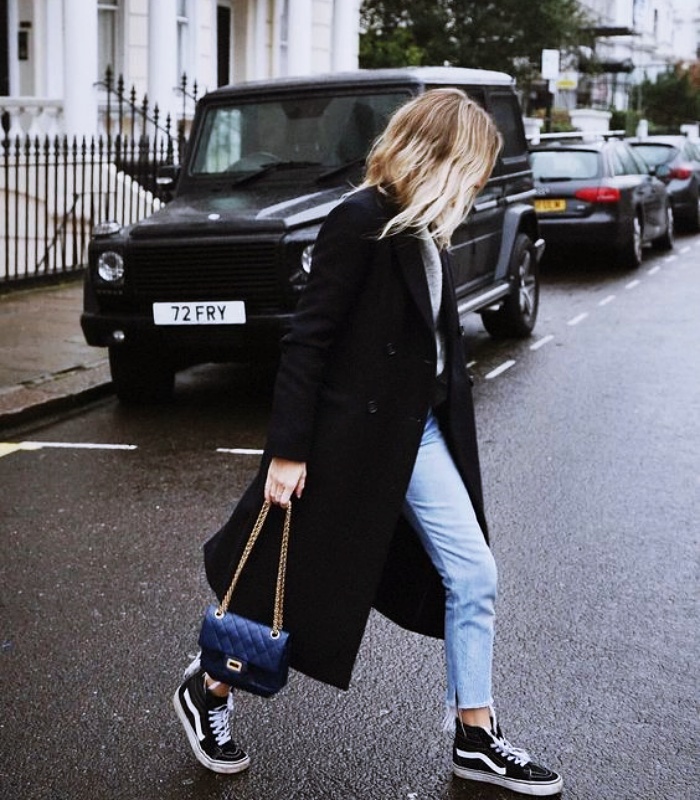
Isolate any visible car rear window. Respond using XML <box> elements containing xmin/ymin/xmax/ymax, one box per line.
<box><xmin>629</xmin><ymin>144</ymin><xmax>678</xmax><ymax>167</ymax></box>
<box><xmin>529</xmin><ymin>149</ymin><xmax>600</xmax><ymax>181</ymax></box>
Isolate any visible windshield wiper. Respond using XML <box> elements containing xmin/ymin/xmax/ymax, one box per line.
<box><xmin>229</xmin><ymin>160</ymin><xmax>321</xmax><ymax>187</ymax></box>
<box><xmin>316</xmin><ymin>157</ymin><xmax>366</xmax><ymax>183</ymax></box>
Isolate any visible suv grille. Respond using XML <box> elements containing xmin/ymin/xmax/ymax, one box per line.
<box><xmin>126</xmin><ymin>240</ymin><xmax>282</xmax><ymax>311</ymax></box>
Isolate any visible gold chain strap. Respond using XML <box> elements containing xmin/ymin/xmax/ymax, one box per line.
<box><xmin>216</xmin><ymin>500</ymin><xmax>292</xmax><ymax>636</ymax></box>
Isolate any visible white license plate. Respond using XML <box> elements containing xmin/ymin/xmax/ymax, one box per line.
<box><xmin>153</xmin><ymin>301</ymin><xmax>246</xmax><ymax>325</ymax></box>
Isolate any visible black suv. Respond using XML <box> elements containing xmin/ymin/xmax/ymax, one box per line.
<box><xmin>81</xmin><ymin>67</ymin><xmax>544</xmax><ymax>403</ymax></box>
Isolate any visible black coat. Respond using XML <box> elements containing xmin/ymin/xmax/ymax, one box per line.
<box><xmin>204</xmin><ymin>186</ymin><xmax>488</xmax><ymax>690</ymax></box>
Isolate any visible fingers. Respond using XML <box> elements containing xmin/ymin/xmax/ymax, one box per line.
<box><xmin>265</xmin><ymin>458</ymin><xmax>307</xmax><ymax>507</ymax></box>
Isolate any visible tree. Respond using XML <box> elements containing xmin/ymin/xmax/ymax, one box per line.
<box><xmin>360</xmin><ymin>0</ymin><xmax>594</xmax><ymax>82</ymax></box>
<box><xmin>639</xmin><ymin>66</ymin><xmax>700</xmax><ymax>131</ymax></box>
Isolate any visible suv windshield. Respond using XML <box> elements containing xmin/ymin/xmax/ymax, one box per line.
<box><xmin>190</xmin><ymin>90</ymin><xmax>410</xmax><ymax>176</ymax></box>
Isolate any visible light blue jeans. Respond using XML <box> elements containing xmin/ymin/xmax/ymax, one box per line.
<box><xmin>403</xmin><ymin>411</ymin><xmax>497</xmax><ymax>712</ymax></box>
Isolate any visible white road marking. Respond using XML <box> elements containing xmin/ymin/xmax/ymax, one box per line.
<box><xmin>679</xmin><ymin>246</ymin><xmax>691</xmax><ymax>254</ymax></box>
<box><xmin>0</xmin><ymin>441</ymin><xmax>137</xmax><ymax>458</ymax></box>
<box><xmin>567</xmin><ymin>312</ymin><xmax>588</xmax><ymax>326</ymax></box>
<box><xmin>647</xmin><ymin>266</ymin><xmax>661</xmax><ymax>275</ymax></box>
<box><xmin>530</xmin><ymin>334</ymin><xmax>554</xmax><ymax>351</ymax></box>
<box><xmin>599</xmin><ymin>294</ymin><xmax>616</xmax><ymax>306</ymax></box>
<box><xmin>664</xmin><ymin>255</ymin><xmax>677</xmax><ymax>263</ymax></box>
<box><xmin>216</xmin><ymin>447</ymin><xmax>264</xmax><ymax>455</ymax></box>
<box><xmin>625</xmin><ymin>279</ymin><xmax>641</xmax><ymax>290</ymax></box>
<box><xmin>485</xmin><ymin>360</ymin><xmax>516</xmax><ymax>380</ymax></box>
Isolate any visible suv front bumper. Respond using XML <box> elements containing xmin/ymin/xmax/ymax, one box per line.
<box><xmin>80</xmin><ymin>310</ymin><xmax>293</xmax><ymax>362</ymax></box>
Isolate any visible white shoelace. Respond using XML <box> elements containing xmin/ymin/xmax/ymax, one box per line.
<box><xmin>208</xmin><ymin>704</ymin><xmax>232</xmax><ymax>746</ymax></box>
<box><xmin>490</xmin><ymin>732</ymin><xmax>531</xmax><ymax>767</ymax></box>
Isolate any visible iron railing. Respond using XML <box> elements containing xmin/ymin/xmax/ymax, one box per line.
<box><xmin>1</xmin><ymin>71</ymin><xmax>199</xmax><ymax>288</ymax></box>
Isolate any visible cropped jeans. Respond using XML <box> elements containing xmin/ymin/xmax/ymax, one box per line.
<box><xmin>403</xmin><ymin>411</ymin><xmax>497</xmax><ymax>712</ymax></box>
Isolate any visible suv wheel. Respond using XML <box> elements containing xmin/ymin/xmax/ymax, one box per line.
<box><xmin>109</xmin><ymin>345</ymin><xmax>175</xmax><ymax>404</ymax></box>
<box><xmin>481</xmin><ymin>233</ymin><xmax>539</xmax><ymax>338</ymax></box>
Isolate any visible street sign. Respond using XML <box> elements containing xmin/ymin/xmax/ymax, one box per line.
<box><xmin>541</xmin><ymin>49</ymin><xmax>560</xmax><ymax>80</ymax></box>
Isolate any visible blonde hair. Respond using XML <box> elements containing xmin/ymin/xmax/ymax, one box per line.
<box><xmin>361</xmin><ymin>88</ymin><xmax>503</xmax><ymax>248</ymax></box>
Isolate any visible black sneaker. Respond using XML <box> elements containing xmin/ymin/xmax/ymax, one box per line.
<box><xmin>173</xmin><ymin>669</ymin><xmax>251</xmax><ymax>774</ymax></box>
<box><xmin>453</xmin><ymin>716</ymin><xmax>562</xmax><ymax>796</ymax></box>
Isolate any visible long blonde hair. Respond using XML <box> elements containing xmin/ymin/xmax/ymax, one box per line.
<box><xmin>361</xmin><ymin>88</ymin><xmax>503</xmax><ymax>248</ymax></box>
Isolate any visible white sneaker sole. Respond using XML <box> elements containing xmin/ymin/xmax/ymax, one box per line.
<box><xmin>453</xmin><ymin>763</ymin><xmax>563</xmax><ymax>796</ymax></box>
<box><xmin>172</xmin><ymin>687</ymin><xmax>251</xmax><ymax>775</ymax></box>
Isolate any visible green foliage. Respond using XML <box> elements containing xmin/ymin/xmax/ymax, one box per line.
<box><xmin>359</xmin><ymin>0</ymin><xmax>594</xmax><ymax>80</ymax></box>
<box><xmin>640</xmin><ymin>68</ymin><xmax>700</xmax><ymax>130</ymax></box>
<box><xmin>609</xmin><ymin>108</ymin><xmax>643</xmax><ymax>137</ymax></box>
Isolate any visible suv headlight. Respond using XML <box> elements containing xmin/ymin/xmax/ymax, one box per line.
<box><xmin>97</xmin><ymin>251</ymin><xmax>125</xmax><ymax>282</ymax></box>
<box><xmin>301</xmin><ymin>244</ymin><xmax>314</xmax><ymax>274</ymax></box>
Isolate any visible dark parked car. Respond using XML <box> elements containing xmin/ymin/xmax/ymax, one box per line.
<box><xmin>81</xmin><ymin>67</ymin><xmax>544</xmax><ymax>403</ymax></box>
<box><xmin>627</xmin><ymin>135</ymin><xmax>700</xmax><ymax>231</ymax></box>
<box><xmin>529</xmin><ymin>137</ymin><xmax>674</xmax><ymax>268</ymax></box>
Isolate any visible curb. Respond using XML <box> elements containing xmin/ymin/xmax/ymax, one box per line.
<box><xmin>0</xmin><ymin>360</ymin><xmax>113</xmax><ymax>432</ymax></box>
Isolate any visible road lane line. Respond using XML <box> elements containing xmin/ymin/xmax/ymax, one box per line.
<box><xmin>679</xmin><ymin>246</ymin><xmax>691</xmax><ymax>254</ymax></box>
<box><xmin>664</xmin><ymin>255</ymin><xmax>677</xmax><ymax>263</ymax></box>
<box><xmin>216</xmin><ymin>447</ymin><xmax>264</xmax><ymax>455</ymax></box>
<box><xmin>598</xmin><ymin>294</ymin><xmax>616</xmax><ymax>306</ymax></box>
<box><xmin>625</xmin><ymin>279</ymin><xmax>641</xmax><ymax>289</ymax></box>
<box><xmin>530</xmin><ymin>334</ymin><xmax>554</xmax><ymax>351</ymax></box>
<box><xmin>0</xmin><ymin>441</ymin><xmax>137</xmax><ymax>458</ymax></box>
<box><xmin>567</xmin><ymin>312</ymin><xmax>588</xmax><ymax>326</ymax></box>
<box><xmin>647</xmin><ymin>266</ymin><xmax>661</xmax><ymax>275</ymax></box>
<box><xmin>485</xmin><ymin>360</ymin><xmax>516</xmax><ymax>380</ymax></box>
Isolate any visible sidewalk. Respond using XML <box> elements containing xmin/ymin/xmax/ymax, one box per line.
<box><xmin>0</xmin><ymin>280</ymin><xmax>112</xmax><ymax>431</ymax></box>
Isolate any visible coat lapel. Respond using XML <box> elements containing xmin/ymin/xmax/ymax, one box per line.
<box><xmin>440</xmin><ymin>249</ymin><xmax>460</xmax><ymax>338</ymax></box>
<box><xmin>393</xmin><ymin>232</ymin><xmax>435</xmax><ymax>333</ymax></box>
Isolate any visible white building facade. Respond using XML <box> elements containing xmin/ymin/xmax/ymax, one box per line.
<box><xmin>576</xmin><ymin>0</ymin><xmax>700</xmax><ymax>110</ymax></box>
<box><xmin>1</xmin><ymin>0</ymin><xmax>362</xmax><ymax>137</ymax></box>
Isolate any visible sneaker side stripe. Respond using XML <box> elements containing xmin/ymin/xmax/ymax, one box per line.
<box><xmin>455</xmin><ymin>748</ymin><xmax>507</xmax><ymax>776</ymax></box>
<box><xmin>183</xmin><ymin>688</ymin><xmax>206</xmax><ymax>742</ymax></box>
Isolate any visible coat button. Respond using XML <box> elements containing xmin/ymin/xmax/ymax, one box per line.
<box><xmin>386</xmin><ymin>342</ymin><xmax>397</xmax><ymax>356</ymax></box>
<box><xmin>367</xmin><ymin>400</ymin><xmax>378</xmax><ymax>414</ymax></box>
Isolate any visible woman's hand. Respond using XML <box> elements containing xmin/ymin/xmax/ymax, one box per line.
<box><xmin>265</xmin><ymin>458</ymin><xmax>307</xmax><ymax>507</ymax></box>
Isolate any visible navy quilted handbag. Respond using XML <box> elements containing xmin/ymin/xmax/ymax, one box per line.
<box><xmin>199</xmin><ymin>500</ymin><xmax>291</xmax><ymax>697</ymax></box>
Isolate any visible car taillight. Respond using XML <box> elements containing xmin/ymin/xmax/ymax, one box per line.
<box><xmin>669</xmin><ymin>164</ymin><xmax>693</xmax><ymax>180</ymax></box>
<box><xmin>574</xmin><ymin>186</ymin><xmax>621</xmax><ymax>203</ymax></box>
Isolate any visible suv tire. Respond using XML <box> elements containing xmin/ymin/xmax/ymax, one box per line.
<box><xmin>481</xmin><ymin>233</ymin><xmax>539</xmax><ymax>338</ymax></box>
<box><xmin>109</xmin><ymin>345</ymin><xmax>175</xmax><ymax>404</ymax></box>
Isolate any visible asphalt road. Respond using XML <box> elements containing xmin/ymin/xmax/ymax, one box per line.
<box><xmin>1</xmin><ymin>237</ymin><xmax>699</xmax><ymax>799</ymax></box>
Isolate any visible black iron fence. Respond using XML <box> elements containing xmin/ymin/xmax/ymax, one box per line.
<box><xmin>1</xmin><ymin>71</ymin><xmax>199</xmax><ymax>288</ymax></box>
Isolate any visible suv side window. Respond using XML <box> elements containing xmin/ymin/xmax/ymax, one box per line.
<box><xmin>487</xmin><ymin>93</ymin><xmax>526</xmax><ymax>159</ymax></box>
<box><xmin>487</xmin><ymin>92</ymin><xmax>529</xmax><ymax>176</ymax></box>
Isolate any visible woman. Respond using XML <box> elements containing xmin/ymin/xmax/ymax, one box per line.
<box><xmin>173</xmin><ymin>88</ymin><xmax>563</xmax><ymax>795</ymax></box>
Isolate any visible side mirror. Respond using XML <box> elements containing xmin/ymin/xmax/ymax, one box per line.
<box><xmin>654</xmin><ymin>164</ymin><xmax>671</xmax><ymax>180</ymax></box>
<box><xmin>156</xmin><ymin>164</ymin><xmax>181</xmax><ymax>188</ymax></box>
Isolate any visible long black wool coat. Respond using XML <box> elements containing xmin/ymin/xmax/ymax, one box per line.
<box><xmin>204</xmin><ymin>186</ymin><xmax>489</xmax><ymax>690</ymax></box>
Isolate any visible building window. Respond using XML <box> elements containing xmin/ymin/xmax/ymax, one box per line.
<box><xmin>98</xmin><ymin>0</ymin><xmax>121</xmax><ymax>80</ymax></box>
<box><xmin>177</xmin><ymin>0</ymin><xmax>190</xmax><ymax>81</ymax></box>
<box><xmin>217</xmin><ymin>4</ymin><xmax>232</xmax><ymax>87</ymax></box>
